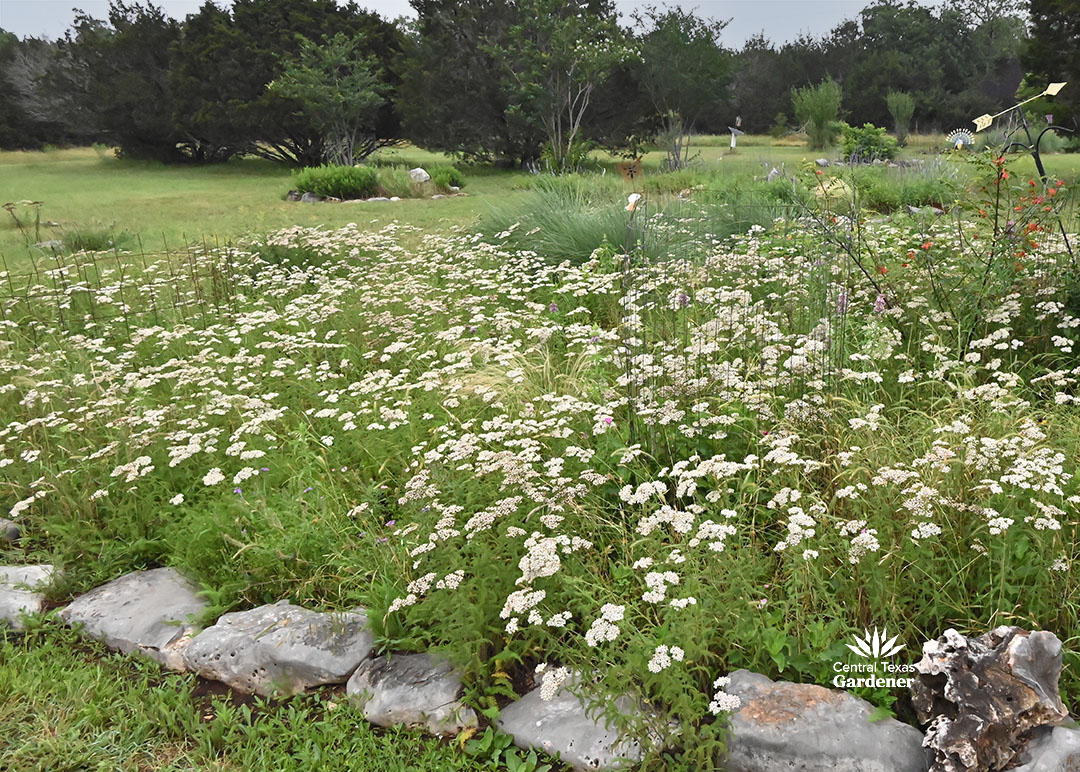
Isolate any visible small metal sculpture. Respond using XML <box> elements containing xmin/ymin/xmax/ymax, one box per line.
<box><xmin>945</xmin><ymin>129</ymin><xmax>975</xmax><ymax>150</ymax></box>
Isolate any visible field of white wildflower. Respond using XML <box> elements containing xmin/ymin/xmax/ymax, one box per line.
<box><xmin>2</xmin><ymin>154</ymin><xmax>1077</xmax><ymax>761</ymax></box>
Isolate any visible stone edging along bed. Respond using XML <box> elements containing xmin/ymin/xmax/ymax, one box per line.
<box><xmin>2</xmin><ymin>555</ymin><xmax>1079</xmax><ymax>772</ymax></box>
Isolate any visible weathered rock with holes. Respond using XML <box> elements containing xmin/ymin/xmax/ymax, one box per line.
<box><xmin>1011</xmin><ymin>726</ymin><xmax>1080</xmax><ymax>772</ymax></box>
<box><xmin>346</xmin><ymin>652</ymin><xmax>476</xmax><ymax>735</ymax></box>
<box><xmin>0</xmin><ymin>518</ymin><xmax>20</xmax><ymax>544</ymax></box>
<box><xmin>724</xmin><ymin>670</ymin><xmax>930</xmax><ymax>772</ymax></box>
<box><xmin>409</xmin><ymin>167</ymin><xmax>430</xmax><ymax>183</ymax></box>
<box><xmin>497</xmin><ymin>675</ymin><xmax>644</xmax><ymax>771</ymax></box>
<box><xmin>0</xmin><ymin>564</ymin><xmax>53</xmax><ymax>629</ymax></box>
<box><xmin>182</xmin><ymin>600</ymin><xmax>373</xmax><ymax>697</ymax></box>
<box><xmin>60</xmin><ymin>567</ymin><xmax>206</xmax><ymax>670</ymax></box>
<box><xmin>911</xmin><ymin>626</ymin><xmax>1068</xmax><ymax>772</ymax></box>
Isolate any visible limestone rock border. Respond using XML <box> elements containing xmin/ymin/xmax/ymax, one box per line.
<box><xmin>13</xmin><ymin>565</ymin><xmax>1080</xmax><ymax>772</ymax></box>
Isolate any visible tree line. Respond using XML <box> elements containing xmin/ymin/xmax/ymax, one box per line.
<box><xmin>0</xmin><ymin>0</ymin><xmax>1075</xmax><ymax>167</ymax></box>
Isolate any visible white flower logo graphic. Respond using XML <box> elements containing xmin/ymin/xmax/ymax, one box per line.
<box><xmin>846</xmin><ymin>627</ymin><xmax>904</xmax><ymax>660</ymax></box>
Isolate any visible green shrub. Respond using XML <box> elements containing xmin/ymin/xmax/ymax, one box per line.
<box><xmin>292</xmin><ymin>165</ymin><xmax>378</xmax><ymax>200</ymax></box>
<box><xmin>792</xmin><ymin>77</ymin><xmax>843</xmax><ymax>150</ymax></box>
<box><xmin>769</xmin><ymin>113</ymin><xmax>789</xmax><ymax>139</ymax></box>
<box><xmin>841</xmin><ymin>123</ymin><xmax>900</xmax><ymax>162</ymax></box>
<box><xmin>537</xmin><ymin>139</ymin><xmax>598</xmax><ymax>174</ymax></box>
<box><xmin>431</xmin><ymin>167</ymin><xmax>465</xmax><ymax>192</ymax></box>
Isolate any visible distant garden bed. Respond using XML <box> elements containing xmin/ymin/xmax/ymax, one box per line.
<box><xmin>288</xmin><ymin>164</ymin><xmax>465</xmax><ymax>202</ymax></box>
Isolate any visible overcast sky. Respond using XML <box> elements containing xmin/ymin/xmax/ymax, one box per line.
<box><xmin>1</xmin><ymin>0</ymin><xmax>939</xmax><ymax>46</ymax></box>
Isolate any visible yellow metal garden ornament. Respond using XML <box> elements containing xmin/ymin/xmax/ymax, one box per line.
<box><xmin>971</xmin><ymin>82</ymin><xmax>1067</xmax><ymax>133</ymax></box>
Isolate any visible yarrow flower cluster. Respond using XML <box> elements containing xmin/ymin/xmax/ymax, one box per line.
<box><xmin>535</xmin><ymin>663</ymin><xmax>572</xmax><ymax>701</ymax></box>
<box><xmin>708</xmin><ymin>675</ymin><xmax>741</xmax><ymax>714</ymax></box>
<box><xmin>647</xmin><ymin>644</ymin><xmax>685</xmax><ymax>673</ymax></box>
<box><xmin>584</xmin><ymin>604</ymin><xmax>625</xmax><ymax>647</ymax></box>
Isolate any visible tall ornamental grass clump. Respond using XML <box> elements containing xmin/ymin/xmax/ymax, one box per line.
<box><xmin>482</xmin><ymin>172</ymin><xmax>799</xmax><ymax>266</ymax></box>
<box><xmin>886</xmin><ymin>90</ymin><xmax>915</xmax><ymax>144</ymax></box>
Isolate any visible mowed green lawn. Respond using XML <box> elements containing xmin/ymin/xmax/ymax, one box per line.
<box><xmin>0</xmin><ymin>625</ymin><xmax>489</xmax><ymax>772</ymax></box>
<box><xmin>0</xmin><ymin>146</ymin><xmax>533</xmax><ymax>264</ymax></box>
<box><xmin>1</xmin><ymin>135</ymin><xmax>1077</xmax><ymax>270</ymax></box>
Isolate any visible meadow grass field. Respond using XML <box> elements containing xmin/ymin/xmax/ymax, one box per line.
<box><xmin>3</xmin><ymin>135</ymin><xmax>1080</xmax><ymax>771</ymax></box>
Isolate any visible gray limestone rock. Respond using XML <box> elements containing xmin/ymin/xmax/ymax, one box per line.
<box><xmin>59</xmin><ymin>567</ymin><xmax>206</xmax><ymax>671</ymax></box>
<box><xmin>409</xmin><ymin>167</ymin><xmax>431</xmax><ymax>183</ymax></box>
<box><xmin>497</xmin><ymin>674</ymin><xmax>644</xmax><ymax>771</ymax></box>
<box><xmin>724</xmin><ymin>669</ymin><xmax>930</xmax><ymax>772</ymax></box>
<box><xmin>0</xmin><ymin>518</ymin><xmax>20</xmax><ymax>543</ymax></box>
<box><xmin>300</xmin><ymin>191</ymin><xmax>322</xmax><ymax>203</ymax></box>
<box><xmin>182</xmin><ymin>600</ymin><xmax>373</xmax><ymax>697</ymax></box>
<box><xmin>346</xmin><ymin>652</ymin><xmax>476</xmax><ymax>735</ymax></box>
<box><xmin>1011</xmin><ymin>726</ymin><xmax>1080</xmax><ymax>772</ymax></box>
<box><xmin>911</xmin><ymin>626</ymin><xmax>1069</xmax><ymax>772</ymax></box>
<box><xmin>0</xmin><ymin>564</ymin><xmax>53</xmax><ymax>629</ymax></box>
<box><xmin>815</xmin><ymin>158</ymin><xmax>830</xmax><ymax>167</ymax></box>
